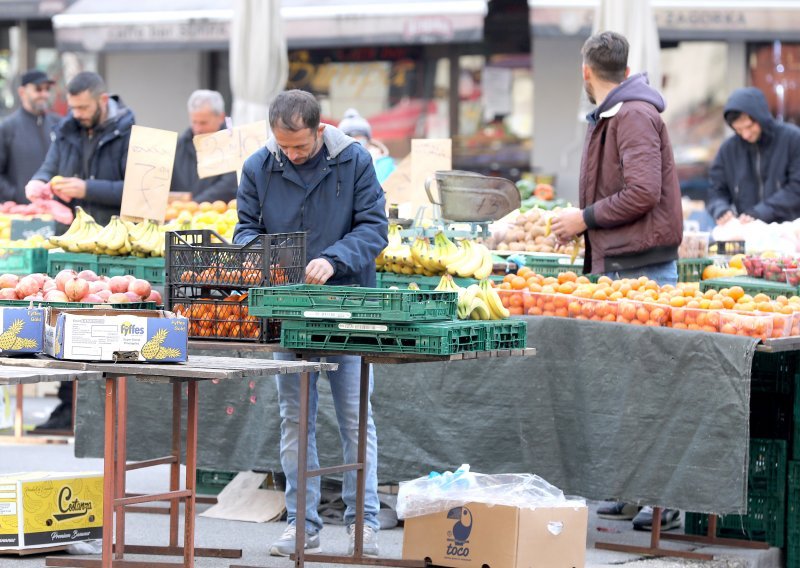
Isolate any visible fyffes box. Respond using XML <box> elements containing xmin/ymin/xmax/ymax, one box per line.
<box><xmin>0</xmin><ymin>307</ymin><xmax>44</xmax><ymax>355</ymax></box>
<box><xmin>44</xmin><ymin>308</ymin><xmax>188</xmax><ymax>362</ymax></box>
<box><xmin>0</xmin><ymin>471</ymin><xmax>103</xmax><ymax>550</ymax></box>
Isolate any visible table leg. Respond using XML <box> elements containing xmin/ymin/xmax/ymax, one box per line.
<box><xmin>351</xmin><ymin>359</ymin><xmax>369</xmax><ymax>558</ymax></box>
<box><xmin>103</xmin><ymin>376</ymin><xmax>117</xmax><ymax>568</ymax></box>
<box><xmin>184</xmin><ymin>380</ymin><xmax>198</xmax><ymax>567</ymax></box>
<box><xmin>294</xmin><ymin>371</ymin><xmax>311</xmax><ymax>568</ymax></box>
<box><xmin>170</xmin><ymin>382</ymin><xmax>181</xmax><ymax>549</ymax></box>
<box><xmin>115</xmin><ymin>377</ymin><xmax>128</xmax><ymax>559</ymax></box>
<box><xmin>14</xmin><ymin>384</ymin><xmax>23</xmax><ymax>440</ymax></box>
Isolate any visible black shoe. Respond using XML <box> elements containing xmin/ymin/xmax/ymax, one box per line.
<box><xmin>33</xmin><ymin>403</ymin><xmax>73</xmax><ymax>431</ymax></box>
<box><xmin>632</xmin><ymin>507</ymin><xmax>681</xmax><ymax>531</ymax></box>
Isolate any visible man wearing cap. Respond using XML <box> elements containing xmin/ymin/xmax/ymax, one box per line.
<box><xmin>0</xmin><ymin>69</ymin><xmax>60</xmax><ymax>204</ymax></box>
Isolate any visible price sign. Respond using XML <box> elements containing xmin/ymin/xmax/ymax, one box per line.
<box><xmin>121</xmin><ymin>125</ymin><xmax>178</xmax><ymax>222</ymax></box>
<box><xmin>195</xmin><ymin>121</ymin><xmax>267</xmax><ymax>179</ymax></box>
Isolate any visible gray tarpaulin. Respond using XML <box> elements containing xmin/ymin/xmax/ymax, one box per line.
<box><xmin>74</xmin><ymin>316</ymin><xmax>757</xmax><ymax>514</ymax></box>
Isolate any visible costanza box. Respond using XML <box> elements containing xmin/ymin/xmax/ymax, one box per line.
<box><xmin>402</xmin><ymin>502</ymin><xmax>588</xmax><ymax>568</ymax></box>
<box><xmin>44</xmin><ymin>308</ymin><xmax>188</xmax><ymax>362</ymax></box>
<box><xmin>0</xmin><ymin>307</ymin><xmax>44</xmax><ymax>355</ymax></box>
<box><xmin>0</xmin><ymin>472</ymin><xmax>103</xmax><ymax>551</ymax></box>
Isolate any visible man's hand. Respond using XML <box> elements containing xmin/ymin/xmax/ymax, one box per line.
<box><xmin>716</xmin><ymin>211</ymin><xmax>735</xmax><ymax>225</ymax></box>
<box><xmin>550</xmin><ymin>207</ymin><xmax>587</xmax><ymax>244</ymax></box>
<box><xmin>50</xmin><ymin>177</ymin><xmax>87</xmax><ymax>202</ymax></box>
<box><xmin>305</xmin><ymin>258</ymin><xmax>334</xmax><ymax>285</ymax></box>
<box><xmin>738</xmin><ymin>213</ymin><xmax>756</xmax><ymax>224</ymax></box>
<box><xmin>25</xmin><ymin>179</ymin><xmax>50</xmax><ymax>201</ymax></box>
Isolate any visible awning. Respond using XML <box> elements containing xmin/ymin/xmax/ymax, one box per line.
<box><xmin>0</xmin><ymin>0</ymin><xmax>70</xmax><ymax>21</ymax></box>
<box><xmin>52</xmin><ymin>0</ymin><xmax>487</xmax><ymax>52</ymax></box>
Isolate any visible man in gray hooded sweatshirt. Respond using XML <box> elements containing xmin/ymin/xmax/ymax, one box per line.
<box><xmin>706</xmin><ymin>87</ymin><xmax>800</xmax><ymax>224</ymax></box>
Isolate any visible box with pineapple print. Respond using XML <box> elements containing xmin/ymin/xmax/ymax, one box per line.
<box><xmin>44</xmin><ymin>308</ymin><xmax>188</xmax><ymax>362</ymax></box>
<box><xmin>0</xmin><ymin>307</ymin><xmax>44</xmax><ymax>355</ymax></box>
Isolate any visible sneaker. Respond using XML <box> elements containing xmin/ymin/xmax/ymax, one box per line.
<box><xmin>596</xmin><ymin>501</ymin><xmax>639</xmax><ymax>520</ymax></box>
<box><xmin>632</xmin><ymin>507</ymin><xmax>681</xmax><ymax>531</ymax></box>
<box><xmin>347</xmin><ymin>524</ymin><xmax>379</xmax><ymax>557</ymax></box>
<box><xmin>269</xmin><ymin>524</ymin><xmax>321</xmax><ymax>557</ymax></box>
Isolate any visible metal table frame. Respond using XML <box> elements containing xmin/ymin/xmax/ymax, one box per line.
<box><xmin>0</xmin><ymin>355</ymin><xmax>336</xmax><ymax>568</ymax></box>
<box><xmin>223</xmin><ymin>346</ymin><xmax>536</xmax><ymax>568</ymax></box>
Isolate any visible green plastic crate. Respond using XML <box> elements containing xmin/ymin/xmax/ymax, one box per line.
<box><xmin>786</xmin><ymin>461</ymin><xmax>800</xmax><ymax>568</ymax></box>
<box><xmin>377</xmin><ymin>272</ymin><xmax>504</xmax><ymax>290</ymax></box>
<box><xmin>520</xmin><ymin>255</ymin><xmax>587</xmax><ymax>279</ymax></box>
<box><xmin>97</xmin><ymin>255</ymin><xmax>165</xmax><ymax>284</ymax></box>
<box><xmin>678</xmin><ymin>258</ymin><xmax>714</xmax><ymax>283</ymax></box>
<box><xmin>249</xmin><ymin>285</ymin><xmax>457</xmax><ymax>323</ymax></box>
<box><xmin>280</xmin><ymin>319</ymin><xmax>486</xmax><ymax>355</ymax></box>
<box><xmin>700</xmin><ymin>276</ymin><xmax>796</xmax><ymax>299</ymax></box>
<box><xmin>47</xmin><ymin>252</ymin><xmax>100</xmax><ymax>275</ymax></box>
<box><xmin>478</xmin><ymin>320</ymin><xmax>527</xmax><ymax>350</ymax></box>
<box><xmin>196</xmin><ymin>468</ymin><xmax>238</xmax><ymax>496</ymax></box>
<box><xmin>0</xmin><ymin>248</ymin><xmax>48</xmax><ymax>275</ymax></box>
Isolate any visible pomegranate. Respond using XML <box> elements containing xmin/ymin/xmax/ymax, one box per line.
<box><xmin>77</xmin><ymin>270</ymin><xmax>99</xmax><ymax>282</ymax></box>
<box><xmin>108</xmin><ymin>276</ymin><xmax>129</xmax><ymax>294</ymax></box>
<box><xmin>15</xmin><ymin>275</ymin><xmax>40</xmax><ymax>299</ymax></box>
<box><xmin>123</xmin><ymin>291</ymin><xmax>142</xmax><ymax>303</ymax></box>
<box><xmin>96</xmin><ymin>290</ymin><xmax>112</xmax><ymax>301</ymax></box>
<box><xmin>0</xmin><ymin>288</ymin><xmax>18</xmax><ymax>300</ymax></box>
<box><xmin>55</xmin><ymin>269</ymin><xmax>77</xmax><ymax>292</ymax></box>
<box><xmin>42</xmin><ymin>280</ymin><xmax>58</xmax><ymax>293</ymax></box>
<box><xmin>89</xmin><ymin>280</ymin><xmax>109</xmax><ymax>294</ymax></box>
<box><xmin>64</xmin><ymin>277</ymin><xmax>90</xmax><ymax>302</ymax></box>
<box><xmin>146</xmin><ymin>290</ymin><xmax>163</xmax><ymax>305</ymax></box>
<box><xmin>129</xmin><ymin>279</ymin><xmax>152</xmax><ymax>300</ymax></box>
<box><xmin>82</xmin><ymin>293</ymin><xmax>104</xmax><ymax>303</ymax></box>
<box><xmin>30</xmin><ymin>273</ymin><xmax>46</xmax><ymax>286</ymax></box>
<box><xmin>44</xmin><ymin>290</ymin><xmax>69</xmax><ymax>302</ymax></box>
<box><xmin>107</xmin><ymin>293</ymin><xmax>130</xmax><ymax>304</ymax></box>
<box><xmin>0</xmin><ymin>274</ymin><xmax>18</xmax><ymax>289</ymax></box>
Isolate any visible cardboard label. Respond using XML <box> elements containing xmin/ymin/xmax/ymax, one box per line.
<box><xmin>121</xmin><ymin>125</ymin><xmax>178</xmax><ymax>222</ymax></box>
<box><xmin>410</xmin><ymin>139</ymin><xmax>451</xmax><ymax>220</ymax></box>
<box><xmin>195</xmin><ymin>121</ymin><xmax>267</xmax><ymax>179</ymax></box>
<box><xmin>303</xmin><ymin>310</ymin><xmax>352</xmax><ymax>320</ymax></box>
<box><xmin>338</xmin><ymin>322</ymin><xmax>387</xmax><ymax>332</ymax></box>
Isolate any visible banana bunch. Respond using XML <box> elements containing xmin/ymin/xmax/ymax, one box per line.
<box><xmin>129</xmin><ymin>219</ymin><xmax>166</xmax><ymax>257</ymax></box>
<box><xmin>94</xmin><ymin>215</ymin><xmax>132</xmax><ymax>256</ymax></box>
<box><xmin>49</xmin><ymin>206</ymin><xmax>104</xmax><ymax>253</ymax></box>
<box><xmin>380</xmin><ymin>224</ymin><xmax>415</xmax><ymax>275</ymax></box>
<box><xmin>444</xmin><ymin>239</ymin><xmax>494</xmax><ymax>280</ymax></box>
<box><xmin>435</xmin><ymin>274</ymin><xmax>509</xmax><ymax>320</ymax></box>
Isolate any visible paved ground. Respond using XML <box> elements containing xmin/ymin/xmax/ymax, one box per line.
<box><xmin>0</xmin><ymin>396</ymin><xmax>784</xmax><ymax>567</ymax></box>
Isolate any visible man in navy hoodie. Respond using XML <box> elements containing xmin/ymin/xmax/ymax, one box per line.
<box><xmin>234</xmin><ymin>89</ymin><xmax>387</xmax><ymax>558</ymax></box>
<box><xmin>706</xmin><ymin>87</ymin><xmax>800</xmax><ymax>224</ymax></box>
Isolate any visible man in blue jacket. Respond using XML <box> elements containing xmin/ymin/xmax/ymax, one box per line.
<box><xmin>706</xmin><ymin>87</ymin><xmax>800</xmax><ymax>224</ymax></box>
<box><xmin>234</xmin><ymin>89</ymin><xmax>388</xmax><ymax>557</ymax></box>
<box><xmin>25</xmin><ymin>71</ymin><xmax>134</xmax><ymax>225</ymax></box>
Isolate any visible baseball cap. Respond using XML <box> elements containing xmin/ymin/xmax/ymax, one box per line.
<box><xmin>21</xmin><ymin>69</ymin><xmax>54</xmax><ymax>87</ymax></box>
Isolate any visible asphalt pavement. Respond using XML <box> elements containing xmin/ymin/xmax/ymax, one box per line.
<box><xmin>0</xmin><ymin>396</ymin><xmax>783</xmax><ymax>568</ymax></box>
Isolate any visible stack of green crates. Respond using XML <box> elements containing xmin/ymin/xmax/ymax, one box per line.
<box><xmin>248</xmin><ymin>284</ymin><xmax>526</xmax><ymax>355</ymax></box>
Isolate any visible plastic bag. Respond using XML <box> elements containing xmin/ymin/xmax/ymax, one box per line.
<box><xmin>396</xmin><ymin>465</ymin><xmax>585</xmax><ymax>519</ymax></box>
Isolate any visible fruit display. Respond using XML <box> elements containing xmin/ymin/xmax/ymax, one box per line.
<box><xmin>434</xmin><ymin>274</ymin><xmax>509</xmax><ymax>320</ymax></box>
<box><xmin>0</xmin><ymin>270</ymin><xmax>161</xmax><ymax>304</ymax></box>
<box><xmin>742</xmin><ymin>253</ymin><xmax>800</xmax><ymax>284</ymax></box>
<box><xmin>377</xmin><ymin>225</ymin><xmax>494</xmax><ymax>280</ymax></box>
<box><xmin>165</xmin><ymin>200</ymin><xmax>238</xmax><ymax>241</ymax></box>
<box><xmin>171</xmin><ymin>293</ymin><xmax>261</xmax><ymax>339</ymax></box>
<box><xmin>498</xmin><ymin>266</ymin><xmax>800</xmax><ymax>341</ymax></box>
<box><xmin>484</xmin><ymin>208</ymin><xmax>585</xmax><ymax>257</ymax></box>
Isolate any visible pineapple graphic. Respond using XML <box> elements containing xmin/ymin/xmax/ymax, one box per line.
<box><xmin>0</xmin><ymin>319</ymin><xmax>38</xmax><ymax>351</ymax></box>
<box><xmin>141</xmin><ymin>328</ymin><xmax>181</xmax><ymax>360</ymax></box>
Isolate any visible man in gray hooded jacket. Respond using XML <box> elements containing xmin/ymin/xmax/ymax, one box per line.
<box><xmin>234</xmin><ymin>89</ymin><xmax>387</xmax><ymax>558</ymax></box>
<box><xmin>706</xmin><ymin>87</ymin><xmax>800</xmax><ymax>224</ymax></box>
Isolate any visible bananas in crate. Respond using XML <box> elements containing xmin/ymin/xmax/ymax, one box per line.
<box><xmin>377</xmin><ymin>225</ymin><xmax>494</xmax><ymax>280</ymax></box>
<box><xmin>434</xmin><ymin>273</ymin><xmax>509</xmax><ymax>320</ymax></box>
<box><xmin>49</xmin><ymin>206</ymin><xmax>104</xmax><ymax>253</ymax></box>
<box><xmin>49</xmin><ymin>208</ymin><xmax>169</xmax><ymax>257</ymax></box>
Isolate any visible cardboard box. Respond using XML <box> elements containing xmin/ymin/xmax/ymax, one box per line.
<box><xmin>402</xmin><ymin>502</ymin><xmax>588</xmax><ymax>568</ymax></box>
<box><xmin>0</xmin><ymin>471</ymin><xmax>103</xmax><ymax>551</ymax></box>
<box><xmin>0</xmin><ymin>307</ymin><xmax>44</xmax><ymax>355</ymax></box>
<box><xmin>44</xmin><ymin>308</ymin><xmax>188</xmax><ymax>362</ymax></box>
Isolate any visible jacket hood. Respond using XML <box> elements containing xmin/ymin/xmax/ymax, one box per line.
<box><xmin>265</xmin><ymin>123</ymin><xmax>357</xmax><ymax>162</ymax></box>
<box><xmin>723</xmin><ymin>87</ymin><xmax>774</xmax><ymax>136</ymax></box>
<box><xmin>589</xmin><ymin>73</ymin><xmax>665</xmax><ymax>123</ymax></box>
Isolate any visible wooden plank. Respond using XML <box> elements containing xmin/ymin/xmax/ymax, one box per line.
<box><xmin>0</xmin><ymin>367</ymin><xmax>102</xmax><ymax>385</ymax></box>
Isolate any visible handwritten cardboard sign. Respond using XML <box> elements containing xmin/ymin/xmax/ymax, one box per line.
<box><xmin>410</xmin><ymin>139</ymin><xmax>451</xmax><ymax>220</ymax></box>
<box><xmin>195</xmin><ymin>121</ymin><xmax>267</xmax><ymax>179</ymax></box>
<box><xmin>121</xmin><ymin>125</ymin><xmax>178</xmax><ymax>222</ymax></box>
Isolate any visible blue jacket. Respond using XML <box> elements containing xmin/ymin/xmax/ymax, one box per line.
<box><xmin>706</xmin><ymin>87</ymin><xmax>800</xmax><ymax>223</ymax></box>
<box><xmin>233</xmin><ymin>124</ymin><xmax>388</xmax><ymax>287</ymax></box>
<box><xmin>32</xmin><ymin>96</ymin><xmax>135</xmax><ymax>225</ymax></box>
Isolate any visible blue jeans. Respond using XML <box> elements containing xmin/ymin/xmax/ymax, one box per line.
<box><xmin>603</xmin><ymin>260</ymin><xmax>678</xmax><ymax>287</ymax></box>
<box><xmin>272</xmin><ymin>352</ymin><xmax>380</xmax><ymax>533</ymax></box>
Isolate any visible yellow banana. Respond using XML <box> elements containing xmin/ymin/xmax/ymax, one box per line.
<box><xmin>544</xmin><ymin>216</ymin><xmax>552</xmax><ymax>237</ymax></box>
<box><xmin>468</xmin><ymin>297</ymin><xmax>491</xmax><ymax>320</ymax></box>
<box><xmin>472</xmin><ymin>245</ymin><xmax>493</xmax><ymax>280</ymax></box>
<box><xmin>480</xmin><ymin>279</ymin><xmax>510</xmax><ymax>319</ymax></box>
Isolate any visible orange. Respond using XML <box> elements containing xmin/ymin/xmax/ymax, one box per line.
<box><xmin>212</xmin><ymin>200</ymin><xmax>228</xmax><ymax>213</ymax></box>
<box><xmin>597</xmin><ymin>275</ymin><xmax>613</xmax><ymax>286</ymax></box>
<box><xmin>198</xmin><ymin>201</ymin><xmax>213</xmax><ymax>212</ymax></box>
<box><xmin>517</xmin><ymin>266</ymin><xmax>532</xmax><ymax>279</ymax></box>
<box><xmin>510</xmin><ymin>276</ymin><xmax>527</xmax><ymax>290</ymax></box>
<box><xmin>557</xmin><ymin>271</ymin><xmax>578</xmax><ymax>284</ymax></box>
<box><xmin>753</xmin><ymin>293</ymin><xmax>771</xmax><ymax>304</ymax></box>
<box><xmin>669</xmin><ymin>296</ymin><xmax>686</xmax><ymax>307</ymax></box>
<box><xmin>557</xmin><ymin>281</ymin><xmax>577</xmax><ymax>295</ymax></box>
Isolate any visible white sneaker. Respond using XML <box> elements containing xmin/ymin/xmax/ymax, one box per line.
<box><xmin>269</xmin><ymin>524</ymin><xmax>322</xmax><ymax>557</ymax></box>
<box><xmin>347</xmin><ymin>524</ymin><xmax>379</xmax><ymax>557</ymax></box>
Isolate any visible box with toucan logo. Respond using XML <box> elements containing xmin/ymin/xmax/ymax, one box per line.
<box><xmin>402</xmin><ymin>501</ymin><xmax>588</xmax><ymax>568</ymax></box>
<box><xmin>43</xmin><ymin>307</ymin><xmax>188</xmax><ymax>362</ymax></box>
<box><xmin>0</xmin><ymin>471</ymin><xmax>103</xmax><ymax>551</ymax></box>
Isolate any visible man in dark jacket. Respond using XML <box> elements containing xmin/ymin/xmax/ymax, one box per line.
<box><xmin>0</xmin><ymin>69</ymin><xmax>59</xmax><ymax>204</ymax></box>
<box><xmin>551</xmin><ymin>30</ymin><xmax>683</xmax><ymax>284</ymax></box>
<box><xmin>25</xmin><ymin>71</ymin><xmax>134</xmax><ymax>226</ymax></box>
<box><xmin>706</xmin><ymin>87</ymin><xmax>800</xmax><ymax>224</ymax></box>
<box><xmin>234</xmin><ymin>90</ymin><xmax>387</xmax><ymax>558</ymax></box>
<box><xmin>170</xmin><ymin>89</ymin><xmax>237</xmax><ymax>203</ymax></box>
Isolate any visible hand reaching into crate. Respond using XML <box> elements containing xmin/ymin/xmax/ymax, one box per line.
<box><xmin>306</xmin><ymin>258</ymin><xmax>334</xmax><ymax>285</ymax></box>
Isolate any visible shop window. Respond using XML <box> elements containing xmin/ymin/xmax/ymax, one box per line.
<box><xmin>749</xmin><ymin>41</ymin><xmax>800</xmax><ymax>126</ymax></box>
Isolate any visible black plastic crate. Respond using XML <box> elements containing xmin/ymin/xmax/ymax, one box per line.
<box><xmin>750</xmin><ymin>392</ymin><xmax>792</xmax><ymax>440</ymax></box>
<box><xmin>750</xmin><ymin>351</ymin><xmax>796</xmax><ymax>394</ymax></box>
<box><xmin>786</xmin><ymin>461</ymin><xmax>800</xmax><ymax>568</ymax></box>
<box><xmin>169</xmin><ymin>287</ymin><xmax>280</xmax><ymax>342</ymax></box>
<box><xmin>165</xmin><ymin>230</ymin><xmax>305</xmax><ymax>288</ymax></box>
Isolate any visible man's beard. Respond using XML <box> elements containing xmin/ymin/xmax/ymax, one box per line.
<box><xmin>81</xmin><ymin>106</ymin><xmax>102</xmax><ymax>130</ymax></box>
<box><xmin>584</xmin><ymin>80</ymin><xmax>596</xmax><ymax>105</ymax></box>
